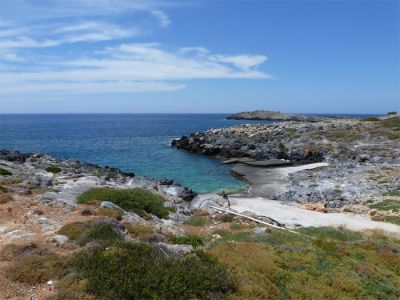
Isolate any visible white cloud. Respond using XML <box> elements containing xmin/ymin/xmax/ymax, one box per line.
<box><xmin>210</xmin><ymin>54</ymin><xmax>268</xmax><ymax>70</ymax></box>
<box><xmin>152</xmin><ymin>10</ymin><xmax>171</xmax><ymax>28</ymax></box>
<box><xmin>0</xmin><ymin>43</ymin><xmax>270</xmax><ymax>94</ymax></box>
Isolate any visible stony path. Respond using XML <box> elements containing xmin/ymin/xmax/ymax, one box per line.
<box><xmin>230</xmin><ymin>196</ymin><xmax>400</xmax><ymax>236</ymax></box>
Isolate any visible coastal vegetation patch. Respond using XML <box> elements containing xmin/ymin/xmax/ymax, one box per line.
<box><xmin>45</xmin><ymin>166</ymin><xmax>62</xmax><ymax>174</ymax></box>
<box><xmin>77</xmin><ymin>188</ymin><xmax>169</xmax><ymax>218</ymax></box>
<box><xmin>368</xmin><ymin>200</ymin><xmax>400</xmax><ymax>212</ymax></box>
<box><xmin>6</xmin><ymin>248</ymin><xmax>68</xmax><ymax>285</ymax></box>
<box><xmin>58</xmin><ymin>220</ymin><xmax>124</xmax><ymax>246</ymax></box>
<box><xmin>371</xmin><ymin>216</ymin><xmax>400</xmax><ymax>225</ymax></box>
<box><xmin>208</xmin><ymin>226</ymin><xmax>400</xmax><ymax>299</ymax></box>
<box><xmin>72</xmin><ymin>242</ymin><xmax>235</xmax><ymax>299</ymax></box>
<box><xmin>0</xmin><ymin>167</ymin><xmax>12</xmax><ymax>176</ymax></box>
<box><xmin>184</xmin><ymin>215</ymin><xmax>208</xmax><ymax>226</ymax></box>
<box><xmin>171</xmin><ymin>235</ymin><xmax>204</xmax><ymax>248</ymax></box>
<box><xmin>0</xmin><ymin>185</ymin><xmax>8</xmax><ymax>193</ymax></box>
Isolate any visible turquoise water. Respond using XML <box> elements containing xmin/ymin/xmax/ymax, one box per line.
<box><xmin>0</xmin><ymin>114</ymin><xmax>275</xmax><ymax>193</ymax></box>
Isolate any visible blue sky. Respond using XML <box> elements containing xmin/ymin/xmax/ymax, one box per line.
<box><xmin>0</xmin><ymin>0</ymin><xmax>398</xmax><ymax>114</ymax></box>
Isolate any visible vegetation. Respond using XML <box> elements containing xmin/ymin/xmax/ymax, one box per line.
<box><xmin>77</xmin><ymin>188</ymin><xmax>169</xmax><ymax>218</ymax></box>
<box><xmin>372</xmin><ymin>216</ymin><xmax>400</xmax><ymax>225</ymax></box>
<box><xmin>73</xmin><ymin>242</ymin><xmax>235</xmax><ymax>299</ymax></box>
<box><xmin>328</xmin><ymin>130</ymin><xmax>363</xmax><ymax>142</ymax></box>
<box><xmin>171</xmin><ymin>235</ymin><xmax>204</xmax><ymax>248</ymax></box>
<box><xmin>45</xmin><ymin>166</ymin><xmax>62</xmax><ymax>174</ymax></box>
<box><xmin>209</xmin><ymin>226</ymin><xmax>400</xmax><ymax>299</ymax></box>
<box><xmin>368</xmin><ymin>200</ymin><xmax>400</xmax><ymax>212</ymax></box>
<box><xmin>384</xmin><ymin>190</ymin><xmax>400</xmax><ymax>197</ymax></box>
<box><xmin>184</xmin><ymin>215</ymin><xmax>208</xmax><ymax>226</ymax></box>
<box><xmin>387</xmin><ymin>111</ymin><xmax>397</xmax><ymax>115</ymax></box>
<box><xmin>6</xmin><ymin>248</ymin><xmax>68</xmax><ymax>284</ymax></box>
<box><xmin>58</xmin><ymin>221</ymin><xmax>124</xmax><ymax>246</ymax></box>
<box><xmin>0</xmin><ymin>185</ymin><xmax>8</xmax><ymax>193</ymax></box>
<box><xmin>0</xmin><ymin>167</ymin><xmax>12</xmax><ymax>176</ymax></box>
<box><xmin>96</xmin><ymin>207</ymin><xmax>122</xmax><ymax>220</ymax></box>
<box><xmin>123</xmin><ymin>223</ymin><xmax>154</xmax><ymax>237</ymax></box>
<box><xmin>361</xmin><ymin>117</ymin><xmax>380</xmax><ymax>122</ymax></box>
<box><xmin>380</xmin><ymin>116</ymin><xmax>400</xmax><ymax>129</ymax></box>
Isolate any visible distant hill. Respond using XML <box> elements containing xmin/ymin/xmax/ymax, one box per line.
<box><xmin>227</xmin><ymin>110</ymin><xmax>327</xmax><ymax>122</ymax></box>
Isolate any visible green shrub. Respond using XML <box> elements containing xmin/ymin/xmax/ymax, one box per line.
<box><xmin>184</xmin><ymin>215</ymin><xmax>208</xmax><ymax>226</ymax></box>
<box><xmin>219</xmin><ymin>214</ymin><xmax>234</xmax><ymax>222</ymax></box>
<box><xmin>387</xmin><ymin>111</ymin><xmax>397</xmax><ymax>115</ymax></box>
<box><xmin>96</xmin><ymin>207</ymin><xmax>122</xmax><ymax>220</ymax></box>
<box><xmin>45</xmin><ymin>166</ymin><xmax>62</xmax><ymax>174</ymax></box>
<box><xmin>0</xmin><ymin>168</ymin><xmax>12</xmax><ymax>176</ymax></box>
<box><xmin>58</xmin><ymin>221</ymin><xmax>124</xmax><ymax>246</ymax></box>
<box><xmin>372</xmin><ymin>216</ymin><xmax>400</xmax><ymax>225</ymax></box>
<box><xmin>77</xmin><ymin>188</ymin><xmax>168</xmax><ymax>218</ymax></box>
<box><xmin>123</xmin><ymin>223</ymin><xmax>154</xmax><ymax>237</ymax></box>
<box><xmin>0</xmin><ymin>185</ymin><xmax>8</xmax><ymax>193</ymax></box>
<box><xmin>381</xmin><ymin>117</ymin><xmax>400</xmax><ymax>129</ymax></box>
<box><xmin>172</xmin><ymin>235</ymin><xmax>204</xmax><ymax>248</ymax></box>
<box><xmin>361</xmin><ymin>117</ymin><xmax>380</xmax><ymax>122</ymax></box>
<box><xmin>383</xmin><ymin>190</ymin><xmax>400</xmax><ymax>197</ymax></box>
<box><xmin>73</xmin><ymin>242</ymin><xmax>235</xmax><ymax>299</ymax></box>
<box><xmin>7</xmin><ymin>249</ymin><xmax>68</xmax><ymax>284</ymax></box>
<box><xmin>368</xmin><ymin>200</ymin><xmax>400</xmax><ymax>212</ymax></box>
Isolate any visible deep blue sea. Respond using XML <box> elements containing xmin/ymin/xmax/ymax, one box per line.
<box><xmin>0</xmin><ymin>113</ymin><xmax>380</xmax><ymax>193</ymax></box>
<box><xmin>0</xmin><ymin>114</ymin><xmax>276</xmax><ymax>193</ymax></box>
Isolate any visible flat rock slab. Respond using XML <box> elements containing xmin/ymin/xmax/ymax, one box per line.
<box><xmin>230</xmin><ymin>196</ymin><xmax>400</xmax><ymax>236</ymax></box>
<box><xmin>231</xmin><ymin>162</ymin><xmax>329</xmax><ymax>198</ymax></box>
<box><xmin>222</xmin><ymin>157</ymin><xmax>256</xmax><ymax>164</ymax></box>
<box><xmin>242</xmin><ymin>159</ymin><xmax>292</xmax><ymax>167</ymax></box>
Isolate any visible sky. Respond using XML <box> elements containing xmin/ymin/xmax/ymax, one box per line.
<box><xmin>0</xmin><ymin>0</ymin><xmax>399</xmax><ymax>114</ymax></box>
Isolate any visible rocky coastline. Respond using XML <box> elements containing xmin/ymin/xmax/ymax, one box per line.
<box><xmin>173</xmin><ymin>116</ymin><xmax>400</xmax><ymax>213</ymax></box>
<box><xmin>227</xmin><ymin>110</ymin><xmax>328</xmax><ymax>122</ymax></box>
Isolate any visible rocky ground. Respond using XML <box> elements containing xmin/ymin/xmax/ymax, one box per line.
<box><xmin>0</xmin><ymin>143</ymin><xmax>399</xmax><ymax>298</ymax></box>
<box><xmin>173</xmin><ymin>116</ymin><xmax>400</xmax><ymax>216</ymax></box>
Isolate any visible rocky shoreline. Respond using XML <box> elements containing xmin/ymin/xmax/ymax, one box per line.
<box><xmin>227</xmin><ymin>110</ymin><xmax>328</xmax><ymax>122</ymax></box>
<box><xmin>173</xmin><ymin>116</ymin><xmax>400</xmax><ymax>213</ymax></box>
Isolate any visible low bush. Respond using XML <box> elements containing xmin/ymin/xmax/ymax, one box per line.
<box><xmin>0</xmin><ymin>168</ymin><xmax>12</xmax><ymax>176</ymax></box>
<box><xmin>123</xmin><ymin>223</ymin><xmax>154</xmax><ymax>237</ymax></box>
<box><xmin>73</xmin><ymin>242</ymin><xmax>235</xmax><ymax>299</ymax></box>
<box><xmin>368</xmin><ymin>200</ymin><xmax>400</xmax><ymax>212</ymax></box>
<box><xmin>184</xmin><ymin>215</ymin><xmax>208</xmax><ymax>226</ymax></box>
<box><xmin>209</xmin><ymin>226</ymin><xmax>400</xmax><ymax>299</ymax></box>
<box><xmin>381</xmin><ymin>117</ymin><xmax>400</xmax><ymax>129</ymax></box>
<box><xmin>96</xmin><ymin>207</ymin><xmax>122</xmax><ymax>220</ymax></box>
<box><xmin>219</xmin><ymin>214</ymin><xmax>234</xmax><ymax>222</ymax></box>
<box><xmin>372</xmin><ymin>216</ymin><xmax>400</xmax><ymax>225</ymax></box>
<box><xmin>387</xmin><ymin>111</ymin><xmax>397</xmax><ymax>115</ymax></box>
<box><xmin>384</xmin><ymin>190</ymin><xmax>400</xmax><ymax>197</ymax></box>
<box><xmin>0</xmin><ymin>185</ymin><xmax>8</xmax><ymax>193</ymax></box>
<box><xmin>58</xmin><ymin>221</ymin><xmax>124</xmax><ymax>246</ymax></box>
<box><xmin>77</xmin><ymin>188</ymin><xmax>169</xmax><ymax>218</ymax></box>
<box><xmin>361</xmin><ymin>117</ymin><xmax>380</xmax><ymax>122</ymax></box>
<box><xmin>45</xmin><ymin>166</ymin><xmax>62</xmax><ymax>174</ymax></box>
<box><xmin>7</xmin><ymin>249</ymin><xmax>68</xmax><ymax>284</ymax></box>
<box><xmin>171</xmin><ymin>235</ymin><xmax>204</xmax><ymax>248</ymax></box>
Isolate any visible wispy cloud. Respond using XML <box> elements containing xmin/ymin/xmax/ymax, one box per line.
<box><xmin>1</xmin><ymin>43</ymin><xmax>270</xmax><ymax>94</ymax></box>
<box><xmin>0</xmin><ymin>0</ymin><xmax>270</xmax><ymax>97</ymax></box>
<box><xmin>152</xmin><ymin>10</ymin><xmax>171</xmax><ymax>28</ymax></box>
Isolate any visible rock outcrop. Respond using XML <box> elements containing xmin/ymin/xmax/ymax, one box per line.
<box><xmin>227</xmin><ymin>110</ymin><xmax>327</xmax><ymax>122</ymax></box>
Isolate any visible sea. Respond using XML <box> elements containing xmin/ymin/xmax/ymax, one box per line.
<box><xmin>0</xmin><ymin>113</ymin><xmax>379</xmax><ymax>193</ymax></box>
